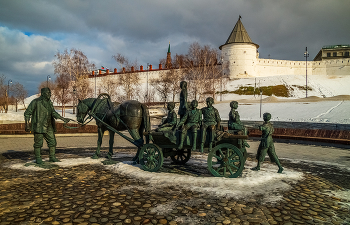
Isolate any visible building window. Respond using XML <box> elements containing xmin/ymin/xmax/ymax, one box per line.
<box><xmin>345</xmin><ymin>52</ymin><xmax>349</xmax><ymax>57</ymax></box>
<box><xmin>327</xmin><ymin>53</ymin><xmax>331</xmax><ymax>57</ymax></box>
<box><xmin>333</xmin><ymin>52</ymin><xmax>337</xmax><ymax>57</ymax></box>
<box><xmin>244</xmin><ymin>71</ymin><xmax>247</xmax><ymax>74</ymax></box>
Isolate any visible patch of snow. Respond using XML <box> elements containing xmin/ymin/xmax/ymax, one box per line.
<box><xmin>109</xmin><ymin>160</ymin><xmax>303</xmax><ymax>202</ymax></box>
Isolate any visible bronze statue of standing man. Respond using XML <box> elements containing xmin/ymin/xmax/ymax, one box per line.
<box><xmin>178</xmin><ymin>81</ymin><xmax>188</xmax><ymax>121</ymax></box>
<box><xmin>24</xmin><ymin>87</ymin><xmax>70</xmax><ymax>164</ymax></box>
<box><xmin>251</xmin><ymin>112</ymin><xmax>283</xmax><ymax>173</ymax></box>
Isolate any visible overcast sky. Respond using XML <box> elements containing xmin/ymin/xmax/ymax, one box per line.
<box><xmin>0</xmin><ymin>0</ymin><xmax>349</xmax><ymax>96</ymax></box>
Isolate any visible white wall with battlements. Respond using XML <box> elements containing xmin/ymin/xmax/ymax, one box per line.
<box><xmin>222</xmin><ymin>42</ymin><xmax>350</xmax><ymax>78</ymax></box>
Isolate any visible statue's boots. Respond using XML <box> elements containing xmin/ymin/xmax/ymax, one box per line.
<box><xmin>178</xmin><ymin>132</ymin><xmax>186</xmax><ymax>150</ymax></box>
<box><xmin>34</xmin><ymin>148</ymin><xmax>43</xmax><ymax>164</ymax></box>
<box><xmin>200</xmin><ymin>143</ymin><xmax>204</xmax><ymax>153</ymax></box>
<box><xmin>191</xmin><ymin>132</ymin><xmax>197</xmax><ymax>151</ymax></box>
<box><xmin>49</xmin><ymin>147</ymin><xmax>60</xmax><ymax>162</ymax></box>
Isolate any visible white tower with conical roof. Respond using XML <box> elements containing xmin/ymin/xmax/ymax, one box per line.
<box><xmin>220</xmin><ymin>16</ymin><xmax>259</xmax><ymax>78</ymax></box>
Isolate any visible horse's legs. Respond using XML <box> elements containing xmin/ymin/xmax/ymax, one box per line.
<box><xmin>92</xmin><ymin>127</ymin><xmax>104</xmax><ymax>159</ymax></box>
<box><xmin>107</xmin><ymin>131</ymin><xmax>115</xmax><ymax>159</ymax></box>
<box><xmin>129</xmin><ymin>129</ymin><xmax>143</xmax><ymax>162</ymax></box>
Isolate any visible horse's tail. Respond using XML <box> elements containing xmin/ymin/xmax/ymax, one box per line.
<box><xmin>140</xmin><ymin>103</ymin><xmax>151</xmax><ymax>144</ymax></box>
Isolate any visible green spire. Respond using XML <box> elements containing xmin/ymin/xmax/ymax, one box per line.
<box><xmin>168</xmin><ymin>41</ymin><xmax>171</xmax><ymax>53</ymax></box>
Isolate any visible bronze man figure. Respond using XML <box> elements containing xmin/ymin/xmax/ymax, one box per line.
<box><xmin>24</xmin><ymin>87</ymin><xmax>70</xmax><ymax>164</ymax></box>
<box><xmin>156</xmin><ymin>102</ymin><xmax>177</xmax><ymax>132</ymax></box>
<box><xmin>200</xmin><ymin>97</ymin><xmax>221</xmax><ymax>153</ymax></box>
<box><xmin>178</xmin><ymin>81</ymin><xmax>188</xmax><ymax>121</ymax></box>
<box><xmin>177</xmin><ymin>100</ymin><xmax>201</xmax><ymax>151</ymax></box>
<box><xmin>251</xmin><ymin>112</ymin><xmax>283</xmax><ymax>173</ymax></box>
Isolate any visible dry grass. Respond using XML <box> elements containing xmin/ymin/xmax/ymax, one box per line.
<box><xmin>232</xmin><ymin>85</ymin><xmax>291</xmax><ymax>97</ymax></box>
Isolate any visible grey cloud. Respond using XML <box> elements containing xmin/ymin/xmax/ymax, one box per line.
<box><xmin>0</xmin><ymin>0</ymin><xmax>349</xmax><ymax>96</ymax></box>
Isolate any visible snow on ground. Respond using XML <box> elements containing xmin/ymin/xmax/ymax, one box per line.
<box><xmin>216</xmin><ymin>100</ymin><xmax>350</xmax><ymax>124</ymax></box>
<box><xmin>8</xmin><ymin>154</ymin><xmax>303</xmax><ymax>203</ymax></box>
<box><xmin>110</xmin><ymin>161</ymin><xmax>302</xmax><ymax>203</ymax></box>
<box><xmin>2</xmin><ymin>75</ymin><xmax>350</xmax><ymax>124</ymax></box>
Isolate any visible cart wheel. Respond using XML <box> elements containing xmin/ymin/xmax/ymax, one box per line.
<box><xmin>170</xmin><ymin>148</ymin><xmax>191</xmax><ymax>165</ymax></box>
<box><xmin>139</xmin><ymin>144</ymin><xmax>164</xmax><ymax>172</ymax></box>
<box><xmin>207</xmin><ymin>143</ymin><xmax>245</xmax><ymax>178</ymax></box>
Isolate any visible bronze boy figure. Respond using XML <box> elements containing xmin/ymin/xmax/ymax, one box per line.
<box><xmin>24</xmin><ymin>87</ymin><xmax>70</xmax><ymax>164</ymax></box>
<box><xmin>156</xmin><ymin>102</ymin><xmax>177</xmax><ymax>132</ymax></box>
<box><xmin>178</xmin><ymin>81</ymin><xmax>188</xmax><ymax>121</ymax></box>
<box><xmin>177</xmin><ymin>100</ymin><xmax>201</xmax><ymax>151</ymax></box>
<box><xmin>228</xmin><ymin>101</ymin><xmax>243</xmax><ymax>131</ymax></box>
<box><xmin>251</xmin><ymin>112</ymin><xmax>283</xmax><ymax>173</ymax></box>
<box><xmin>228</xmin><ymin>101</ymin><xmax>249</xmax><ymax>148</ymax></box>
<box><xmin>200</xmin><ymin>97</ymin><xmax>221</xmax><ymax>153</ymax></box>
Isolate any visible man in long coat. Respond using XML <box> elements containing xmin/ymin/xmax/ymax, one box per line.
<box><xmin>24</xmin><ymin>87</ymin><xmax>70</xmax><ymax>164</ymax></box>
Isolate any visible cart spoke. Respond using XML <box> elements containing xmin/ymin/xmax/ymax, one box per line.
<box><xmin>213</xmin><ymin>154</ymin><xmax>222</xmax><ymax>161</ymax></box>
<box><xmin>228</xmin><ymin>152</ymin><xmax>237</xmax><ymax>160</ymax></box>
<box><xmin>230</xmin><ymin>164</ymin><xmax>239</xmax><ymax>170</ymax></box>
<box><xmin>218</xmin><ymin>149</ymin><xmax>225</xmax><ymax>159</ymax></box>
<box><xmin>228</xmin><ymin>166</ymin><xmax>234</xmax><ymax>175</ymax></box>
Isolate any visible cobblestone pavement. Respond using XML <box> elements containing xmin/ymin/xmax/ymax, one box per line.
<box><xmin>0</xmin><ymin>147</ymin><xmax>349</xmax><ymax>225</ymax></box>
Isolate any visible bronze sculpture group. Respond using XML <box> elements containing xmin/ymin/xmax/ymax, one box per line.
<box><xmin>24</xmin><ymin>82</ymin><xmax>283</xmax><ymax>174</ymax></box>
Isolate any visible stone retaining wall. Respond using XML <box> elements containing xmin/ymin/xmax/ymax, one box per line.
<box><xmin>0</xmin><ymin>123</ymin><xmax>97</xmax><ymax>135</ymax></box>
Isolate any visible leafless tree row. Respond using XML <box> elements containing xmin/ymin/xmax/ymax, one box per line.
<box><xmin>52</xmin><ymin>48</ymin><xmax>95</xmax><ymax>116</ymax></box>
<box><xmin>0</xmin><ymin>74</ymin><xmax>28</xmax><ymax>113</ymax></box>
<box><xmin>154</xmin><ymin>42</ymin><xmax>228</xmax><ymax>103</ymax></box>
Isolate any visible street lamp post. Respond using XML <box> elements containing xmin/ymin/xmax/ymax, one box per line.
<box><xmin>47</xmin><ymin>75</ymin><xmax>51</xmax><ymax>87</ymax></box>
<box><xmin>260</xmin><ymin>90</ymin><xmax>263</xmax><ymax>118</ymax></box>
<box><xmin>146</xmin><ymin>63</ymin><xmax>149</xmax><ymax>103</ymax></box>
<box><xmin>73</xmin><ymin>87</ymin><xmax>77</xmax><ymax>114</ymax></box>
<box><xmin>304</xmin><ymin>47</ymin><xmax>309</xmax><ymax>98</ymax></box>
<box><xmin>94</xmin><ymin>72</ymin><xmax>97</xmax><ymax>98</ymax></box>
<box><xmin>6</xmin><ymin>79</ymin><xmax>12</xmax><ymax>113</ymax></box>
<box><xmin>220</xmin><ymin>57</ymin><xmax>223</xmax><ymax>101</ymax></box>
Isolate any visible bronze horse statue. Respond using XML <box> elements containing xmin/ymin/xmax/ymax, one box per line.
<box><xmin>77</xmin><ymin>95</ymin><xmax>150</xmax><ymax>161</ymax></box>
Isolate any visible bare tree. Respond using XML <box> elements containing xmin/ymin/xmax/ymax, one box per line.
<box><xmin>53</xmin><ymin>48</ymin><xmax>95</xmax><ymax>114</ymax></box>
<box><xmin>0</xmin><ymin>75</ymin><xmax>6</xmax><ymax>113</ymax></box>
<box><xmin>54</xmin><ymin>73</ymin><xmax>71</xmax><ymax>117</ymax></box>
<box><xmin>112</xmin><ymin>53</ymin><xmax>140</xmax><ymax>100</ymax></box>
<box><xmin>100</xmin><ymin>76</ymin><xmax>120</xmax><ymax>102</ymax></box>
<box><xmin>11</xmin><ymin>82</ymin><xmax>28</xmax><ymax>111</ymax></box>
<box><xmin>156</xmin><ymin>54</ymin><xmax>186</xmax><ymax>103</ymax></box>
<box><xmin>182</xmin><ymin>42</ymin><xmax>223</xmax><ymax>102</ymax></box>
<box><xmin>150</xmin><ymin>67</ymin><xmax>184</xmax><ymax>103</ymax></box>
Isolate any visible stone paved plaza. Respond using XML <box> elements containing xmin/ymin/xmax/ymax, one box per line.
<box><xmin>0</xmin><ymin>137</ymin><xmax>349</xmax><ymax>225</ymax></box>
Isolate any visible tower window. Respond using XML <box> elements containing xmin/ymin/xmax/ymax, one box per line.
<box><xmin>345</xmin><ymin>52</ymin><xmax>349</xmax><ymax>57</ymax></box>
<box><xmin>327</xmin><ymin>53</ymin><xmax>331</xmax><ymax>57</ymax></box>
<box><xmin>333</xmin><ymin>52</ymin><xmax>337</xmax><ymax>57</ymax></box>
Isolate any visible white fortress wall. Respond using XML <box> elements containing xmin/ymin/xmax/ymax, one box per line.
<box><xmin>258</xmin><ymin>58</ymin><xmax>350</xmax><ymax>76</ymax></box>
<box><xmin>255</xmin><ymin>59</ymin><xmax>312</xmax><ymax>77</ymax></box>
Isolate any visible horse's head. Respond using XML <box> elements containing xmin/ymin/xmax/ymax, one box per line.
<box><xmin>77</xmin><ymin>99</ymin><xmax>90</xmax><ymax>124</ymax></box>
